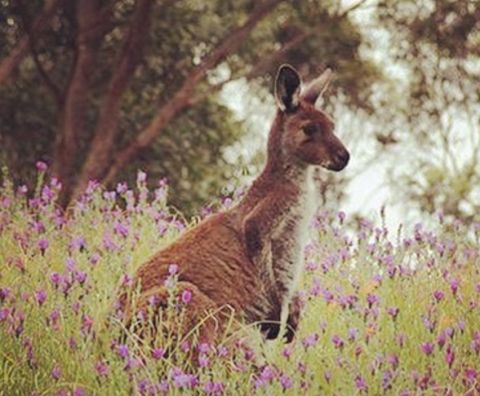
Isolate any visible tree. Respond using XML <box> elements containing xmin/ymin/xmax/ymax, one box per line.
<box><xmin>0</xmin><ymin>0</ymin><xmax>376</xmax><ymax>211</ymax></box>
<box><xmin>372</xmin><ymin>0</ymin><xmax>480</xmax><ymax>222</ymax></box>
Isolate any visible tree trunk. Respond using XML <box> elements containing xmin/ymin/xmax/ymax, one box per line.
<box><xmin>51</xmin><ymin>0</ymin><xmax>105</xmax><ymax>205</ymax></box>
<box><xmin>70</xmin><ymin>0</ymin><xmax>153</xmax><ymax>201</ymax></box>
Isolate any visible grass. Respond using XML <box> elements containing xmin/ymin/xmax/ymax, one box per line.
<box><xmin>0</xmin><ymin>164</ymin><xmax>479</xmax><ymax>395</ymax></box>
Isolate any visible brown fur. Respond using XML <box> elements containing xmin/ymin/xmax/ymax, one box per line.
<box><xmin>119</xmin><ymin>65</ymin><xmax>349</xmax><ymax>346</ymax></box>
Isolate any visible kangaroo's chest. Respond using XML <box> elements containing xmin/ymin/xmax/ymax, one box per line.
<box><xmin>271</xmin><ymin>176</ymin><xmax>316</xmax><ymax>295</ymax></box>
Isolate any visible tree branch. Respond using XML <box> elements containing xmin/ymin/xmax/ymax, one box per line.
<box><xmin>338</xmin><ymin>0</ymin><xmax>369</xmax><ymax>18</ymax></box>
<box><xmin>188</xmin><ymin>30</ymin><xmax>311</xmax><ymax>108</ymax></box>
<box><xmin>102</xmin><ymin>0</ymin><xmax>284</xmax><ymax>186</ymax></box>
<box><xmin>17</xmin><ymin>0</ymin><xmax>63</xmax><ymax>106</ymax></box>
<box><xmin>0</xmin><ymin>0</ymin><xmax>61</xmax><ymax>85</ymax></box>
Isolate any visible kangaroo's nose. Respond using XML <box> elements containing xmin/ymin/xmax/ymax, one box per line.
<box><xmin>337</xmin><ymin>150</ymin><xmax>350</xmax><ymax>166</ymax></box>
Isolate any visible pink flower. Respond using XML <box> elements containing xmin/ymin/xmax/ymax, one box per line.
<box><xmin>421</xmin><ymin>342</ymin><xmax>434</xmax><ymax>356</ymax></box>
<box><xmin>445</xmin><ymin>345</ymin><xmax>455</xmax><ymax>367</ymax></box>
<box><xmin>279</xmin><ymin>374</ymin><xmax>293</xmax><ymax>390</ymax></box>
<box><xmin>387</xmin><ymin>306</ymin><xmax>399</xmax><ymax>320</ymax></box>
<box><xmin>302</xmin><ymin>333</ymin><xmax>319</xmax><ymax>348</ymax></box>
<box><xmin>433</xmin><ymin>290</ymin><xmax>445</xmax><ymax>302</ymax></box>
<box><xmin>51</xmin><ymin>366</ymin><xmax>61</xmax><ymax>380</ymax></box>
<box><xmin>332</xmin><ymin>334</ymin><xmax>344</xmax><ymax>349</ymax></box>
<box><xmin>152</xmin><ymin>348</ymin><xmax>165</xmax><ymax>360</ymax></box>
<box><xmin>203</xmin><ymin>381</ymin><xmax>224</xmax><ymax>395</ymax></box>
<box><xmin>181</xmin><ymin>289</ymin><xmax>192</xmax><ymax>304</ymax></box>
<box><xmin>35</xmin><ymin>290</ymin><xmax>47</xmax><ymax>306</ymax></box>
<box><xmin>117</xmin><ymin>344</ymin><xmax>129</xmax><ymax>359</ymax></box>
<box><xmin>355</xmin><ymin>375</ymin><xmax>368</xmax><ymax>392</ymax></box>
<box><xmin>137</xmin><ymin>170</ymin><xmax>147</xmax><ymax>183</ymax></box>
<box><xmin>95</xmin><ymin>360</ymin><xmax>109</xmax><ymax>377</ymax></box>
<box><xmin>36</xmin><ymin>161</ymin><xmax>48</xmax><ymax>172</ymax></box>
<box><xmin>450</xmin><ymin>279</ymin><xmax>459</xmax><ymax>295</ymax></box>
<box><xmin>38</xmin><ymin>238</ymin><xmax>49</xmax><ymax>253</ymax></box>
<box><xmin>198</xmin><ymin>354</ymin><xmax>209</xmax><ymax>368</ymax></box>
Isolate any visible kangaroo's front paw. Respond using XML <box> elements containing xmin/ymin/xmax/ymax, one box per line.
<box><xmin>285</xmin><ymin>294</ymin><xmax>304</xmax><ymax>343</ymax></box>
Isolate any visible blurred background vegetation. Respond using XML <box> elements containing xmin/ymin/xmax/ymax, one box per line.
<box><xmin>0</xmin><ymin>0</ymin><xmax>479</xmax><ymax>221</ymax></box>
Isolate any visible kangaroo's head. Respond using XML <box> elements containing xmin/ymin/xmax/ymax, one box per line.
<box><xmin>272</xmin><ymin>64</ymin><xmax>349</xmax><ymax>172</ymax></box>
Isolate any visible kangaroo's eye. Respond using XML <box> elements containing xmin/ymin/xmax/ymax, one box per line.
<box><xmin>303</xmin><ymin>124</ymin><xmax>318</xmax><ymax>136</ymax></box>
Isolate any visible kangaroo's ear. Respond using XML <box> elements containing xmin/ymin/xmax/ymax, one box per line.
<box><xmin>301</xmin><ymin>68</ymin><xmax>333</xmax><ymax>107</ymax></box>
<box><xmin>275</xmin><ymin>64</ymin><xmax>301</xmax><ymax>112</ymax></box>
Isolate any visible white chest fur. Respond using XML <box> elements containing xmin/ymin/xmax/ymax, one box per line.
<box><xmin>271</xmin><ymin>167</ymin><xmax>316</xmax><ymax>299</ymax></box>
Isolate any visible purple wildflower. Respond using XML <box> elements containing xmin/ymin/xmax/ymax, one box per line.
<box><xmin>90</xmin><ymin>253</ymin><xmax>100</xmax><ymax>265</ymax></box>
<box><xmin>35</xmin><ymin>290</ymin><xmax>47</xmax><ymax>306</ymax></box>
<box><xmin>445</xmin><ymin>345</ymin><xmax>455</xmax><ymax>367</ymax></box>
<box><xmin>203</xmin><ymin>381</ymin><xmax>225</xmax><ymax>395</ymax></box>
<box><xmin>0</xmin><ymin>287</ymin><xmax>11</xmax><ymax>301</ymax></box>
<box><xmin>198</xmin><ymin>354</ymin><xmax>209</xmax><ymax>368</ymax></box>
<box><xmin>152</xmin><ymin>348</ymin><xmax>165</xmax><ymax>360</ymax></box>
<box><xmin>464</xmin><ymin>368</ymin><xmax>477</xmax><ymax>384</ymax></box>
<box><xmin>421</xmin><ymin>342</ymin><xmax>434</xmax><ymax>356</ymax></box>
<box><xmin>437</xmin><ymin>331</ymin><xmax>447</xmax><ymax>349</ymax></box>
<box><xmin>366</xmin><ymin>293</ymin><xmax>379</xmax><ymax>308</ymax></box>
<box><xmin>348</xmin><ymin>327</ymin><xmax>359</xmax><ymax>341</ymax></box>
<box><xmin>116</xmin><ymin>182</ymin><xmax>128</xmax><ymax>194</ymax></box>
<box><xmin>260</xmin><ymin>365</ymin><xmax>276</xmax><ymax>382</ymax></box>
<box><xmin>51</xmin><ymin>366</ymin><xmax>61</xmax><ymax>380</ymax></box>
<box><xmin>355</xmin><ymin>375</ymin><xmax>368</xmax><ymax>392</ymax></box>
<box><xmin>38</xmin><ymin>238</ymin><xmax>49</xmax><ymax>253</ymax></box>
<box><xmin>449</xmin><ymin>279</ymin><xmax>459</xmax><ymax>295</ymax></box>
<box><xmin>217</xmin><ymin>345</ymin><xmax>229</xmax><ymax>357</ymax></box>
<box><xmin>65</xmin><ymin>257</ymin><xmax>76</xmax><ymax>271</ymax></box>
<box><xmin>181</xmin><ymin>289</ymin><xmax>192</xmax><ymax>304</ymax></box>
<box><xmin>471</xmin><ymin>332</ymin><xmax>480</xmax><ymax>354</ymax></box>
<box><xmin>75</xmin><ymin>271</ymin><xmax>87</xmax><ymax>285</ymax></box>
<box><xmin>137</xmin><ymin>170</ymin><xmax>147</xmax><ymax>183</ymax></box>
<box><xmin>382</xmin><ymin>369</ymin><xmax>393</xmax><ymax>390</ymax></box>
<box><xmin>49</xmin><ymin>272</ymin><xmax>63</xmax><ymax>287</ymax></box>
<box><xmin>73</xmin><ymin>388</ymin><xmax>85</xmax><ymax>396</ymax></box>
<box><xmin>36</xmin><ymin>161</ymin><xmax>48</xmax><ymax>172</ymax></box>
<box><xmin>387</xmin><ymin>306</ymin><xmax>399</xmax><ymax>320</ymax></box>
<box><xmin>433</xmin><ymin>290</ymin><xmax>445</xmax><ymax>302</ymax></box>
<box><xmin>0</xmin><ymin>307</ymin><xmax>11</xmax><ymax>321</ymax></box>
<box><xmin>387</xmin><ymin>354</ymin><xmax>399</xmax><ymax>370</ymax></box>
<box><xmin>68</xmin><ymin>337</ymin><xmax>77</xmax><ymax>350</ymax></box>
<box><xmin>81</xmin><ymin>315</ymin><xmax>93</xmax><ymax>334</ymax></box>
<box><xmin>117</xmin><ymin>344</ymin><xmax>129</xmax><ymax>359</ymax></box>
<box><xmin>301</xmin><ymin>332</ymin><xmax>319</xmax><ymax>349</ymax></box>
<box><xmin>279</xmin><ymin>374</ymin><xmax>293</xmax><ymax>390</ymax></box>
<box><xmin>95</xmin><ymin>360</ymin><xmax>109</xmax><ymax>377</ymax></box>
<box><xmin>332</xmin><ymin>334</ymin><xmax>345</xmax><ymax>349</ymax></box>
<box><xmin>114</xmin><ymin>221</ymin><xmax>129</xmax><ymax>238</ymax></box>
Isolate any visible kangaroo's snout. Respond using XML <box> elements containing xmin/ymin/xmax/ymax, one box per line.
<box><xmin>328</xmin><ymin>149</ymin><xmax>350</xmax><ymax>172</ymax></box>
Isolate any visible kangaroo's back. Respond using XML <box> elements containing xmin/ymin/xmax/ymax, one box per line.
<box><xmin>135</xmin><ymin>211</ymin><xmax>258</xmax><ymax>312</ymax></box>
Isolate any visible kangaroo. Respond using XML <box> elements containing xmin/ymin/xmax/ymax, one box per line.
<box><xmin>120</xmin><ymin>64</ymin><xmax>350</xmax><ymax>347</ymax></box>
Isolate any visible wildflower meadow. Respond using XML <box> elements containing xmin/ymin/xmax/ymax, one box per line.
<box><xmin>1</xmin><ymin>163</ymin><xmax>479</xmax><ymax>396</ymax></box>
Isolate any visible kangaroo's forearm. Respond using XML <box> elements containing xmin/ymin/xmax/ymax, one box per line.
<box><xmin>242</xmin><ymin>196</ymin><xmax>288</xmax><ymax>260</ymax></box>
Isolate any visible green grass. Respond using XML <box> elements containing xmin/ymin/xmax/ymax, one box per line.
<box><xmin>0</xmin><ymin>168</ymin><xmax>479</xmax><ymax>395</ymax></box>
